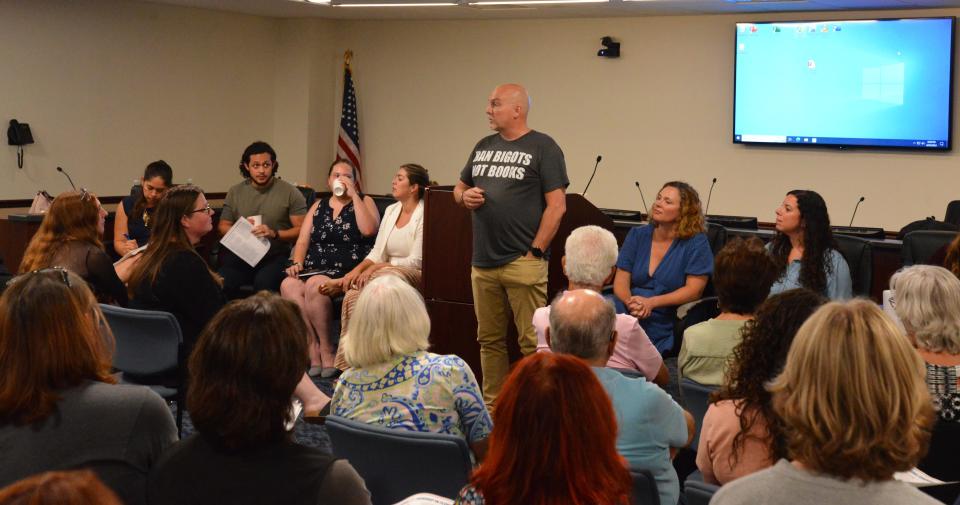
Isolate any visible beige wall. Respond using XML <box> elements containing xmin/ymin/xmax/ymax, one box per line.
<box><xmin>334</xmin><ymin>9</ymin><xmax>960</xmax><ymax>230</ymax></box>
<box><xmin>0</xmin><ymin>0</ymin><xmax>337</xmax><ymax>202</ymax></box>
<box><xmin>2</xmin><ymin>1</ymin><xmax>956</xmax><ymax>230</ymax></box>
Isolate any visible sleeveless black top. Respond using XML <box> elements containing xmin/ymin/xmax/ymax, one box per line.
<box><xmin>304</xmin><ymin>198</ymin><xmax>374</xmax><ymax>278</ymax></box>
<box><xmin>121</xmin><ymin>195</ymin><xmax>155</xmax><ymax>246</ymax></box>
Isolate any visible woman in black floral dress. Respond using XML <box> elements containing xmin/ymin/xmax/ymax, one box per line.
<box><xmin>281</xmin><ymin>159</ymin><xmax>379</xmax><ymax>376</ymax></box>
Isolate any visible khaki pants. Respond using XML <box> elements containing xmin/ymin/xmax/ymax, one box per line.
<box><xmin>472</xmin><ymin>256</ymin><xmax>547</xmax><ymax>408</ymax></box>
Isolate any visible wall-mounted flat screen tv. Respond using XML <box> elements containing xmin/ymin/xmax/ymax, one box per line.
<box><xmin>734</xmin><ymin>17</ymin><xmax>955</xmax><ymax>150</ymax></box>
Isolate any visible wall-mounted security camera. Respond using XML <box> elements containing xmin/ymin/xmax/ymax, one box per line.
<box><xmin>597</xmin><ymin>36</ymin><xmax>620</xmax><ymax>58</ymax></box>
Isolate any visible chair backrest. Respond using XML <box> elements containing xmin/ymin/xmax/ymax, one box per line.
<box><xmin>679</xmin><ymin>377</ymin><xmax>718</xmax><ymax>451</ymax></box>
<box><xmin>99</xmin><ymin>304</ymin><xmax>182</xmax><ymax>379</ymax></box>
<box><xmin>297</xmin><ymin>185</ymin><xmax>316</xmax><ymax>208</ymax></box>
<box><xmin>683</xmin><ymin>477</ymin><xmax>721</xmax><ymax>505</ymax></box>
<box><xmin>325</xmin><ymin>416</ymin><xmax>473</xmax><ymax>505</ymax></box>
<box><xmin>945</xmin><ymin>201</ymin><xmax>960</xmax><ymax>226</ymax></box>
<box><xmin>705</xmin><ymin>222</ymin><xmax>728</xmax><ymax>256</ymax></box>
<box><xmin>372</xmin><ymin>195</ymin><xmax>394</xmax><ymax>218</ymax></box>
<box><xmin>833</xmin><ymin>234</ymin><xmax>873</xmax><ymax>297</ymax></box>
<box><xmin>630</xmin><ymin>469</ymin><xmax>661</xmax><ymax>505</ymax></box>
<box><xmin>902</xmin><ymin>230</ymin><xmax>957</xmax><ymax>266</ymax></box>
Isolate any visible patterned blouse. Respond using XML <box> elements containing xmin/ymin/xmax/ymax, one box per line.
<box><xmin>926</xmin><ymin>362</ymin><xmax>960</xmax><ymax>422</ymax></box>
<box><xmin>455</xmin><ymin>486</ymin><xmax>485</xmax><ymax>505</ymax></box>
<box><xmin>303</xmin><ymin>198</ymin><xmax>373</xmax><ymax>278</ymax></box>
<box><xmin>331</xmin><ymin>351</ymin><xmax>492</xmax><ymax>444</ymax></box>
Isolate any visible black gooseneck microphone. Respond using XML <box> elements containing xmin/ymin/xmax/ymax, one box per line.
<box><xmin>705</xmin><ymin>177</ymin><xmax>718</xmax><ymax>216</ymax></box>
<box><xmin>634</xmin><ymin>181</ymin><xmax>649</xmax><ymax>218</ymax></box>
<box><xmin>582</xmin><ymin>155</ymin><xmax>602</xmax><ymax>196</ymax></box>
<box><xmin>56</xmin><ymin>166</ymin><xmax>76</xmax><ymax>191</ymax></box>
<box><xmin>849</xmin><ymin>196</ymin><xmax>865</xmax><ymax>227</ymax></box>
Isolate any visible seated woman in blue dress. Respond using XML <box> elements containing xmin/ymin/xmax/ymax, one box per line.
<box><xmin>113</xmin><ymin>160</ymin><xmax>172</xmax><ymax>256</ymax></box>
<box><xmin>613</xmin><ymin>181</ymin><xmax>714</xmax><ymax>354</ymax></box>
<box><xmin>331</xmin><ymin>275</ymin><xmax>492</xmax><ymax>461</ymax></box>
<box><xmin>767</xmin><ymin>190</ymin><xmax>852</xmax><ymax>300</ymax></box>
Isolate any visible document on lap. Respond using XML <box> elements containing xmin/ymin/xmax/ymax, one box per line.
<box><xmin>220</xmin><ymin>216</ymin><xmax>270</xmax><ymax>267</ymax></box>
<box><xmin>113</xmin><ymin>244</ymin><xmax>148</xmax><ymax>267</ymax></box>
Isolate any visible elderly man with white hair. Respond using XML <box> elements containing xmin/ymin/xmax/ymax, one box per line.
<box><xmin>546</xmin><ymin>288</ymin><xmax>695</xmax><ymax>505</ymax></box>
<box><xmin>532</xmin><ymin>225</ymin><xmax>668</xmax><ymax>385</ymax></box>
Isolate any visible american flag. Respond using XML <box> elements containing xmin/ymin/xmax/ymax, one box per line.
<box><xmin>337</xmin><ymin>54</ymin><xmax>362</xmax><ymax>182</ymax></box>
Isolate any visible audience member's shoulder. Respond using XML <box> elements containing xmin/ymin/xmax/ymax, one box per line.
<box><xmin>426</xmin><ymin>352</ymin><xmax>472</xmax><ymax>372</ymax></box>
<box><xmin>68</xmin><ymin>381</ymin><xmax>170</xmax><ymax>421</ymax></box>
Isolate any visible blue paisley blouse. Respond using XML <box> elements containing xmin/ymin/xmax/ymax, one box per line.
<box><xmin>303</xmin><ymin>198</ymin><xmax>374</xmax><ymax>278</ymax></box>
<box><xmin>331</xmin><ymin>351</ymin><xmax>492</xmax><ymax>444</ymax></box>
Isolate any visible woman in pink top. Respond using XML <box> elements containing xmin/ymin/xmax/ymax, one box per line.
<box><xmin>697</xmin><ymin>288</ymin><xmax>825</xmax><ymax>484</ymax></box>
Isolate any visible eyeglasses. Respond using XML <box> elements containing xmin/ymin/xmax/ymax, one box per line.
<box><xmin>5</xmin><ymin>266</ymin><xmax>72</xmax><ymax>288</ymax></box>
<box><xmin>186</xmin><ymin>204</ymin><xmax>214</xmax><ymax>215</ymax></box>
<box><xmin>248</xmin><ymin>161</ymin><xmax>274</xmax><ymax>170</ymax></box>
<box><xmin>79</xmin><ymin>188</ymin><xmax>93</xmax><ymax>202</ymax></box>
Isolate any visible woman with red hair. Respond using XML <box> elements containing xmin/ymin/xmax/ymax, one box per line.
<box><xmin>455</xmin><ymin>352</ymin><xmax>632</xmax><ymax>505</ymax></box>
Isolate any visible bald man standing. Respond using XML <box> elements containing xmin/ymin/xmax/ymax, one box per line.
<box><xmin>454</xmin><ymin>83</ymin><xmax>569</xmax><ymax>407</ymax></box>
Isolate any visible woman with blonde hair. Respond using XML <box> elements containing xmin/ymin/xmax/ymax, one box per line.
<box><xmin>0</xmin><ymin>269</ymin><xmax>176</xmax><ymax>505</ymax></box>
<box><xmin>712</xmin><ymin>300</ymin><xmax>937</xmax><ymax>505</ymax></box>
<box><xmin>331</xmin><ymin>275</ymin><xmax>491</xmax><ymax>459</ymax></box>
<box><xmin>613</xmin><ymin>181</ymin><xmax>714</xmax><ymax>353</ymax></box>
<box><xmin>19</xmin><ymin>190</ymin><xmax>126</xmax><ymax>305</ymax></box>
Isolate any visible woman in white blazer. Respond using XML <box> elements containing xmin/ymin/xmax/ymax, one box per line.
<box><xmin>332</xmin><ymin>163</ymin><xmax>431</xmax><ymax>372</ymax></box>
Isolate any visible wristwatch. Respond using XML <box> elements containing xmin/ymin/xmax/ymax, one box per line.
<box><xmin>529</xmin><ymin>246</ymin><xmax>544</xmax><ymax>259</ymax></box>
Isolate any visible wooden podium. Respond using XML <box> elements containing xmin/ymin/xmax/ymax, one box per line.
<box><xmin>421</xmin><ymin>186</ymin><xmax>614</xmax><ymax>385</ymax></box>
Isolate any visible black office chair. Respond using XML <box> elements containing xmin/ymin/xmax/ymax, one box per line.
<box><xmin>630</xmin><ymin>469</ymin><xmax>661</xmax><ymax>505</ymax></box>
<box><xmin>679</xmin><ymin>377</ymin><xmax>718</xmax><ymax>451</ymax></box>
<box><xmin>326</xmin><ymin>416</ymin><xmax>473</xmax><ymax>505</ymax></box>
<box><xmin>833</xmin><ymin>234</ymin><xmax>872</xmax><ymax>297</ymax></box>
<box><xmin>902</xmin><ymin>230</ymin><xmax>957</xmax><ymax>266</ymax></box>
<box><xmin>297</xmin><ymin>185</ymin><xmax>316</xmax><ymax>208</ymax></box>
<box><xmin>705</xmin><ymin>222</ymin><xmax>728</xmax><ymax>256</ymax></box>
<box><xmin>684</xmin><ymin>473</ymin><xmax>721</xmax><ymax>505</ymax></box>
<box><xmin>372</xmin><ymin>195</ymin><xmax>394</xmax><ymax>217</ymax></box>
<box><xmin>945</xmin><ymin>200</ymin><xmax>960</xmax><ymax>227</ymax></box>
<box><xmin>100</xmin><ymin>304</ymin><xmax>184</xmax><ymax>436</ymax></box>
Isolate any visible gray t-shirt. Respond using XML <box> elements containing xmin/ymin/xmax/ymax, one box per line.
<box><xmin>221</xmin><ymin>178</ymin><xmax>308</xmax><ymax>256</ymax></box>
<box><xmin>459</xmin><ymin>130</ymin><xmax>568</xmax><ymax>267</ymax></box>
<box><xmin>0</xmin><ymin>381</ymin><xmax>178</xmax><ymax>505</ymax></box>
<box><xmin>711</xmin><ymin>459</ymin><xmax>941</xmax><ymax>505</ymax></box>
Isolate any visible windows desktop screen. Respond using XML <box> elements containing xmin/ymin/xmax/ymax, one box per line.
<box><xmin>734</xmin><ymin>18</ymin><xmax>954</xmax><ymax>149</ymax></box>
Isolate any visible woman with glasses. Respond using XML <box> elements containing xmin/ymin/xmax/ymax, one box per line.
<box><xmin>0</xmin><ymin>268</ymin><xmax>177</xmax><ymax>505</ymax></box>
<box><xmin>113</xmin><ymin>160</ymin><xmax>173</xmax><ymax>256</ymax></box>
<box><xmin>128</xmin><ymin>185</ymin><xmax>330</xmax><ymax>415</ymax></box>
<box><xmin>128</xmin><ymin>184</ymin><xmax>224</xmax><ymax>367</ymax></box>
<box><xmin>19</xmin><ymin>190</ymin><xmax>127</xmax><ymax>305</ymax></box>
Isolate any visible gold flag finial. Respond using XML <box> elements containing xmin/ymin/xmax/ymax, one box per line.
<box><xmin>344</xmin><ymin>50</ymin><xmax>353</xmax><ymax>68</ymax></box>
